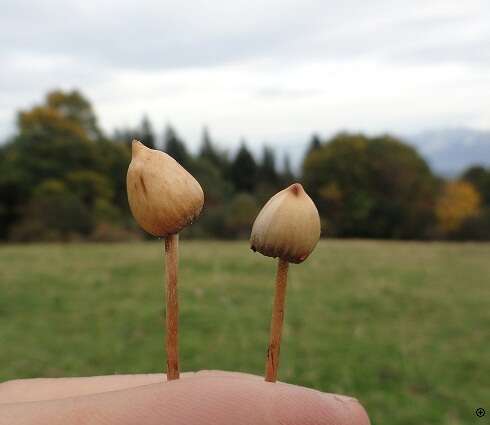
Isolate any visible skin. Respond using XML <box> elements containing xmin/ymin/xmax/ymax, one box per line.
<box><xmin>0</xmin><ymin>371</ymin><xmax>370</xmax><ymax>425</ymax></box>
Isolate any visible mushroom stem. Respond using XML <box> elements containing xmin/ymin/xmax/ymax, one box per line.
<box><xmin>265</xmin><ymin>258</ymin><xmax>289</xmax><ymax>382</ymax></box>
<box><xmin>164</xmin><ymin>233</ymin><xmax>180</xmax><ymax>380</ymax></box>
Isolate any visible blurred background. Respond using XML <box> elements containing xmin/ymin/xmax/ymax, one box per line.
<box><xmin>1</xmin><ymin>1</ymin><xmax>489</xmax><ymax>424</ymax></box>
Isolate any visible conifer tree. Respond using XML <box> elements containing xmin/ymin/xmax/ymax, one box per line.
<box><xmin>230</xmin><ymin>141</ymin><xmax>257</xmax><ymax>192</ymax></box>
<box><xmin>259</xmin><ymin>145</ymin><xmax>279</xmax><ymax>186</ymax></box>
<box><xmin>163</xmin><ymin>125</ymin><xmax>189</xmax><ymax>167</ymax></box>
<box><xmin>307</xmin><ymin>133</ymin><xmax>322</xmax><ymax>154</ymax></box>
<box><xmin>199</xmin><ymin>127</ymin><xmax>225</xmax><ymax>170</ymax></box>
<box><xmin>140</xmin><ymin>115</ymin><xmax>156</xmax><ymax>149</ymax></box>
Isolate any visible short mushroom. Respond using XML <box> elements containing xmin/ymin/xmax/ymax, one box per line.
<box><xmin>250</xmin><ymin>183</ymin><xmax>320</xmax><ymax>382</ymax></box>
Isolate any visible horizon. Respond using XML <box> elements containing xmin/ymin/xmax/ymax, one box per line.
<box><xmin>3</xmin><ymin>89</ymin><xmax>489</xmax><ymax>176</ymax></box>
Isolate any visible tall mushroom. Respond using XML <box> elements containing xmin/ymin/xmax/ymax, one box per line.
<box><xmin>250</xmin><ymin>183</ymin><xmax>320</xmax><ymax>382</ymax></box>
<box><xmin>127</xmin><ymin>140</ymin><xmax>204</xmax><ymax>380</ymax></box>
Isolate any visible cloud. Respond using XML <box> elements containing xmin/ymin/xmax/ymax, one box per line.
<box><xmin>0</xmin><ymin>0</ymin><xmax>489</xmax><ymax>146</ymax></box>
<box><xmin>2</xmin><ymin>0</ymin><xmax>489</xmax><ymax>69</ymax></box>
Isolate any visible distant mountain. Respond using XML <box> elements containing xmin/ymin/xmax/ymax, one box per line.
<box><xmin>407</xmin><ymin>128</ymin><xmax>490</xmax><ymax>177</ymax></box>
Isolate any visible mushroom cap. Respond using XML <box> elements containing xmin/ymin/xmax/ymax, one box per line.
<box><xmin>250</xmin><ymin>183</ymin><xmax>321</xmax><ymax>264</ymax></box>
<box><xmin>127</xmin><ymin>140</ymin><xmax>204</xmax><ymax>236</ymax></box>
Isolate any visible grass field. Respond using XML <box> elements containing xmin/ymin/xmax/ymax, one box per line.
<box><xmin>1</xmin><ymin>240</ymin><xmax>489</xmax><ymax>424</ymax></box>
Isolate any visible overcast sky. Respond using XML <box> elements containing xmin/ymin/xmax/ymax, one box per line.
<box><xmin>1</xmin><ymin>0</ymin><xmax>489</xmax><ymax>154</ymax></box>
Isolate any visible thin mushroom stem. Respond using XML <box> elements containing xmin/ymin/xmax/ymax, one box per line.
<box><xmin>164</xmin><ymin>233</ymin><xmax>180</xmax><ymax>380</ymax></box>
<box><xmin>265</xmin><ymin>258</ymin><xmax>289</xmax><ymax>382</ymax></box>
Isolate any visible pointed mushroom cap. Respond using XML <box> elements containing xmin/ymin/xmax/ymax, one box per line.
<box><xmin>250</xmin><ymin>183</ymin><xmax>320</xmax><ymax>263</ymax></box>
<box><xmin>127</xmin><ymin>140</ymin><xmax>204</xmax><ymax>236</ymax></box>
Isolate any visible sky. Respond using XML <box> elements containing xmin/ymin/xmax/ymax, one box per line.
<box><xmin>1</xmin><ymin>0</ymin><xmax>490</xmax><ymax>157</ymax></box>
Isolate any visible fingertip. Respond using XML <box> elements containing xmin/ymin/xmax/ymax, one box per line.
<box><xmin>271</xmin><ymin>385</ymin><xmax>370</xmax><ymax>425</ymax></box>
<box><xmin>319</xmin><ymin>393</ymin><xmax>371</xmax><ymax>425</ymax></box>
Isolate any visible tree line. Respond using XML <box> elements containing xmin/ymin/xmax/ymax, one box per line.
<box><xmin>0</xmin><ymin>90</ymin><xmax>489</xmax><ymax>242</ymax></box>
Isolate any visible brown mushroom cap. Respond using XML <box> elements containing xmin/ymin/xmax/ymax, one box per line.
<box><xmin>250</xmin><ymin>183</ymin><xmax>321</xmax><ymax>264</ymax></box>
<box><xmin>127</xmin><ymin>140</ymin><xmax>204</xmax><ymax>236</ymax></box>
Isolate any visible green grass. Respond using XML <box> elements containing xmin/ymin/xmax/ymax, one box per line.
<box><xmin>1</xmin><ymin>240</ymin><xmax>489</xmax><ymax>424</ymax></box>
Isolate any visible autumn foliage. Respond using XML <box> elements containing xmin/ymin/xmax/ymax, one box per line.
<box><xmin>435</xmin><ymin>181</ymin><xmax>481</xmax><ymax>235</ymax></box>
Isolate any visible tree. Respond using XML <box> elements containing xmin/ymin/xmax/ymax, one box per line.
<box><xmin>113</xmin><ymin>116</ymin><xmax>156</xmax><ymax>149</ymax></box>
<box><xmin>189</xmin><ymin>156</ymin><xmax>232</xmax><ymax>207</ymax></box>
<box><xmin>0</xmin><ymin>89</ymin><xmax>133</xmax><ymax>241</ymax></box>
<box><xmin>230</xmin><ymin>142</ymin><xmax>257</xmax><ymax>192</ymax></box>
<box><xmin>462</xmin><ymin>165</ymin><xmax>490</xmax><ymax>206</ymax></box>
<box><xmin>198</xmin><ymin>127</ymin><xmax>229</xmax><ymax>175</ymax></box>
<box><xmin>15</xmin><ymin>92</ymin><xmax>100</xmax><ymax>181</ymax></box>
<box><xmin>281</xmin><ymin>154</ymin><xmax>295</xmax><ymax>186</ymax></box>
<box><xmin>46</xmin><ymin>90</ymin><xmax>101</xmax><ymax>140</ymax></box>
<box><xmin>435</xmin><ymin>181</ymin><xmax>481</xmax><ymax>235</ymax></box>
<box><xmin>225</xmin><ymin>193</ymin><xmax>258</xmax><ymax>237</ymax></box>
<box><xmin>65</xmin><ymin>170</ymin><xmax>113</xmax><ymax>209</ymax></box>
<box><xmin>0</xmin><ymin>142</ymin><xmax>25</xmax><ymax>238</ymax></box>
<box><xmin>199</xmin><ymin>127</ymin><xmax>218</xmax><ymax>165</ymax></box>
<box><xmin>140</xmin><ymin>115</ymin><xmax>156</xmax><ymax>149</ymax></box>
<box><xmin>307</xmin><ymin>133</ymin><xmax>322</xmax><ymax>154</ymax></box>
<box><xmin>460</xmin><ymin>166</ymin><xmax>490</xmax><ymax>240</ymax></box>
<box><xmin>455</xmin><ymin>208</ymin><xmax>490</xmax><ymax>240</ymax></box>
<box><xmin>10</xmin><ymin>179</ymin><xmax>94</xmax><ymax>241</ymax></box>
<box><xmin>258</xmin><ymin>146</ymin><xmax>279</xmax><ymax>186</ymax></box>
<box><xmin>163</xmin><ymin>125</ymin><xmax>189</xmax><ymax>167</ymax></box>
<box><xmin>0</xmin><ymin>91</ymin><xmax>100</xmax><ymax>236</ymax></box>
<box><xmin>113</xmin><ymin>128</ymin><xmax>136</xmax><ymax>146</ymax></box>
<box><xmin>302</xmin><ymin>133</ymin><xmax>438</xmax><ymax>238</ymax></box>
<box><xmin>94</xmin><ymin>139</ymin><xmax>131</xmax><ymax>212</ymax></box>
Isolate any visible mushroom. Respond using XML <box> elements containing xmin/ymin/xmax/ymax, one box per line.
<box><xmin>250</xmin><ymin>183</ymin><xmax>320</xmax><ymax>382</ymax></box>
<box><xmin>127</xmin><ymin>140</ymin><xmax>204</xmax><ymax>380</ymax></box>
